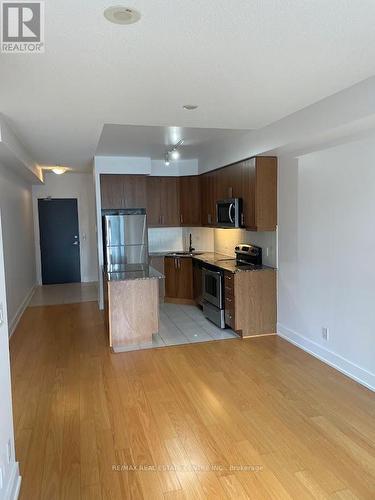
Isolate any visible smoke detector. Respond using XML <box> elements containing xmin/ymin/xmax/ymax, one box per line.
<box><xmin>104</xmin><ymin>6</ymin><xmax>141</xmax><ymax>25</ymax></box>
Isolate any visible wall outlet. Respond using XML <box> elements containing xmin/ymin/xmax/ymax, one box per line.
<box><xmin>6</xmin><ymin>439</ymin><xmax>11</xmax><ymax>464</ymax></box>
<box><xmin>322</xmin><ymin>327</ymin><xmax>329</xmax><ymax>341</ymax></box>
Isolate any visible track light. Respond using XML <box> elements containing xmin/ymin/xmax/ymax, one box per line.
<box><xmin>170</xmin><ymin>149</ymin><xmax>180</xmax><ymax>160</ymax></box>
<box><xmin>165</xmin><ymin>140</ymin><xmax>184</xmax><ymax>166</ymax></box>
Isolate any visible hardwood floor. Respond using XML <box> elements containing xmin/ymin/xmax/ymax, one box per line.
<box><xmin>10</xmin><ymin>302</ymin><xmax>375</xmax><ymax>499</ymax></box>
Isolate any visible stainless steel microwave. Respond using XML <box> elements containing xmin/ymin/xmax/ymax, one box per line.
<box><xmin>216</xmin><ymin>198</ymin><xmax>242</xmax><ymax>228</ymax></box>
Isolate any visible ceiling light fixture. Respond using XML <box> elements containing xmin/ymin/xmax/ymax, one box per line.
<box><xmin>52</xmin><ymin>166</ymin><xmax>67</xmax><ymax>175</ymax></box>
<box><xmin>183</xmin><ymin>104</ymin><xmax>198</xmax><ymax>111</ymax></box>
<box><xmin>165</xmin><ymin>140</ymin><xmax>184</xmax><ymax>166</ymax></box>
<box><xmin>104</xmin><ymin>6</ymin><xmax>141</xmax><ymax>25</ymax></box>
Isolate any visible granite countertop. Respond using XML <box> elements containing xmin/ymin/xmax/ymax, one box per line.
<box><xmin>149</xmin><ymin>251</ymin><xmax>275</xmax><ymax>273</ymax></box>
<box><xmin>104</xmin><ymin>263</ymin><xmax>165</xmax><ymax>282</ymax></box>
<box><xmin>191</xmin><ymin>252</ymin><xmax>275</xmax><ymax>274</ymax></box>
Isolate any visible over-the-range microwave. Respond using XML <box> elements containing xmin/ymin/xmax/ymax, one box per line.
<box><xmin>216</xmin><ymin>198</ymin><xmax>242</xmax><ymax>228</ymax></box>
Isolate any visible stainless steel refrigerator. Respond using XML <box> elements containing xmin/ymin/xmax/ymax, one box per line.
<box><xmin>102</xmin><ymin>209</ymin><xmax>148</xmax><ymax>266</ymax></box>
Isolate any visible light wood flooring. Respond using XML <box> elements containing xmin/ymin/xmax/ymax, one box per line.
<box><xmin>10</xmin><ymin>301</ymin><xmax>375</xmax><ymax>499</ymax></box>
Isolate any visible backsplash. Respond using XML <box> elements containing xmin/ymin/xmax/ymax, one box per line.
<box><xmin>182</xmin><ymin>227</ymin><xmax>214</xmax><ymax>252</ymax></box>
<box><xmin>148</xmin><ymin>227</ymin><xmax>214</xmax><ymax>253</ymax></box>
<box><xmin>148</xmin><ymin>226</ymin><xmax>277</xmax><ymax>267</ymax></box>
<box><xmin>214</xmin><ymin>228</ymin><xmax>277</xmax><ymax>267</ymax></box>
<box><xmin>148</xmin><ymin>228</ymin><xmax>183</xmax><ymax>252</ymax></box>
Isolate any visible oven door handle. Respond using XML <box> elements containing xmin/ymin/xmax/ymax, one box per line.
<box><xmin>228</xmin><ymin>203</ymin><xmax>234</xmax><ymax>224</ymax></box>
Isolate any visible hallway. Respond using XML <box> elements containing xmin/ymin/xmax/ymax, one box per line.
<box><xmin>10</xmin><ymin>302</ymin><xmax>375</xmax><ymax>499</ymax></box>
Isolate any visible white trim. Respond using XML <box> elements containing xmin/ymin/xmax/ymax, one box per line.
<box><xmin>4</xmin><ymin>462</ymin><xmax>21</xmax><ymax>500</ymax></box>
<box><xmin>277</xmin><ymin>323</ymin><xmax>375</xmax><ymax>392</ymax></box>
<box><xmin>8</xmin><ymin>285</ymin><xmax>36</xmax><ymax>337</ymax></box>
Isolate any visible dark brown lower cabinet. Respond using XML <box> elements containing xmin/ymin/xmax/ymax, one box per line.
<box><xmin>192</xmin><ymin>259</ymin><xmax>202</xmax><ymax>305</ymax></box>
<box><xmin>164</xmin><ymin>256</ymin><xmax>193</xmax><ymax>302</ymax></box>
<box><xmin>226</xmin><ymin>269</ymin><xmax>276</xmax><ymax>336</ymax></box>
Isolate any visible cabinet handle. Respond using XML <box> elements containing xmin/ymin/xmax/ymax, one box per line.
<box><xmin>180</xmin><ymin>214</ymin><xmax>183</xmax><ymax>224</ymax></box>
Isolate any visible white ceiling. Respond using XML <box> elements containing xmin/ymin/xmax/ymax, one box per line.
<box><xmin>96</xmin><ymin>124</ymin><xmax>248</xmax><ymax>159</ymax></box>
<box><xmin>1</xmin><ymin>0</ymin><xmax>375</xmax><ymax>171</ymax></box>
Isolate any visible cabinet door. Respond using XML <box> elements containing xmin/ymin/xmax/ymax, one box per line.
<box><xmin>164</xmin><ymin>256</ymin><xmax>177</xmax><ymax>298</ymax></box>
<box><xmin>100</xmin><ymin>174</ymin><xmax>125</xmax><ymax>209</ymax></box>
<box><xmin>227</xmin><ymin>163</ymin><xmax>243</xmax><ymax>199</ymax></box>
<box><xmin>200</xmin><ymin>174</ymin><xmax>209</xmax><ymax>225</ymax></box>
<box><xmin>241</xmin><ymin>159</ymin><xmax>256</xmax><ymax>229</ymax></box>
<box><xmin>176</xmin><ymin>258</ymin><xmax>193</xmax><ymax>299</ymax></box>
<box><xmin>216</xmin><ymin>168</ymin><xmax>230</xmax><ymax>200</ymax></box>
<box><xmin>122</xmin><ymin>175</ymin><xmax>147</xmax><ymax>209</ymax></box>
<box><xmin>146</xmin><ymin>177</ymin><xmax>162</xmax><ymax>226</ymax></box>
<box><xmin>180</xmin><ymin>176</ymin><xmax>201</xmax><ymax>226</ymax></box>
<box><xmin>255</xmin><ymin>157</ymin><xmax>277</xmax><ymax>231</ymax></box>
<box><xmin>160</xmin><ymin>177</ymin><xmax>180</xmax><ymax>226</ymax></box>
<box><xmin>204</xmin><ymin>170</ymin><xmax>217</xmax><ymax>225</ymax></box>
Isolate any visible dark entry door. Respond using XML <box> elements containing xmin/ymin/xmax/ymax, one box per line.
<box><xmin>38</xmin><ymin>199</ymin><xmax>81</xmax><ymax>284</ymax></box>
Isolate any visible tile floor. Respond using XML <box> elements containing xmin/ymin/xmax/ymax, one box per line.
<box><xmin>132</xmin><ymin>302</ymin><xmax>239</xmax><ymax>352</ymax></box>
<box><xmin>29</xmin><ymin>282</ymin><xmax>98</xmax><ymax>306</ymax></box>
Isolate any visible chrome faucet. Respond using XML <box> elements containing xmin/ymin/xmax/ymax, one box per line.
<box><xmin>188</xmin><ymin>233</ymin><xmax>195</xmax><ymax>253</ymax></box>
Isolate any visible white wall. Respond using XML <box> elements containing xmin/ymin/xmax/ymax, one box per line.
<box><xmin>0</xmin><ymin>162</ymin><xmax>36</xmax><ymax>334</ymax></box>
<box><xmin>278</xmin><ymin>135</ymin><xmax>375</xmax><ymax>390</ymax></box>
<box><xmin>0</xmin><ymin>213</ymin><xmax>21</xmax><ymax>499</ymax></box>
<box><xmin>198</xmin><ymin>76</ymin><xmax>375</xmax><ymax>174</ymax></box>
<box><xmin>32</xmin><ymin>172</ymin><xmax>98</xmax><ymax>284</ymax></box>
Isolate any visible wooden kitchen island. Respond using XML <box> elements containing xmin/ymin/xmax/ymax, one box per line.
<box><xmin>103</xmin><ymin>264</ymin><xmax>164</xmax><ymax>352</ymax></box>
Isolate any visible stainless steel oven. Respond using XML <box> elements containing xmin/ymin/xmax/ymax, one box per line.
<box><xmin>202</xmin><ymin>267</ymin><xmax>225</xmax><ymax>328</ymax></box>
<box><xmin>217</xmin><ymin>198</ymin><xmax>242</xmax><ymax>228</ymax></box>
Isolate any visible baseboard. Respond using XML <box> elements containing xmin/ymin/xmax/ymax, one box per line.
<box><xmin>9</xmin><ymin>284</ymin><xmax>36</xmax><ymax>337</ymax></box>
<box><xmin>277</xmin><ymin>323</ymin><xmax>375</xmax><ymax>392</ymax></box>
<box><xmin>4</xmin><ymin>462</ymin><xmax>21</xmax><ymax>500</ymax></box>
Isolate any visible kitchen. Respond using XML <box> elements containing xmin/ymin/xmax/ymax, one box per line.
<box><xmin>100</xmin><ymin>154</ymin><xmax>277</xmax><ymax>352</ymax></box>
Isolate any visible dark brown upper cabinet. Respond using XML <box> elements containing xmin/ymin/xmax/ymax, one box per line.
<box><xmin>241</xmin><ymin>157</ymin><xmax>277</xmax><ymax>231</ymax></box>
<box><xmin>146</xmin><ymin>176</ymin><xmax>180</xmax><ymax>227</ymax></box>
<box><xmin>216</xmin><ymin>162</ymin><xmax>243</xmax><ymax>200</ymax></box>
<box><xmin>200</xmin><ymin>170</ymin><xmax>217</xmax><ymax>226</ymax></box>
<box><xmin>100</xmin><ymin>174</ymin><xmax>147</xmax><ymax>210</ymax></box>
<box><xmin>100</xmin><ymin>156</ymin><xmax>277</xmax><ymax>231</ymax></box>
<box><xmin>180</xmin><ymin>176</ymin><xmax>201</xmax><ymax>226</ymax></box>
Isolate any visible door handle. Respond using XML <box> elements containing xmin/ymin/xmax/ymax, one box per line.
<box><xmin>73</xmin><ymin>241</ymin><xmax>79</xmax><ymax>246</ymax></box>
<box><xmin>228</xmin><ymin>203</ymin><xmax>234</xmax><ymax>224</ymax></box>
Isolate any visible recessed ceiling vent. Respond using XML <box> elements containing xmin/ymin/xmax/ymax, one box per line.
<box><xmin>104</xmin><ymin>6</ymin><xmax>141</xmax><ymax>25</ymax></box>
